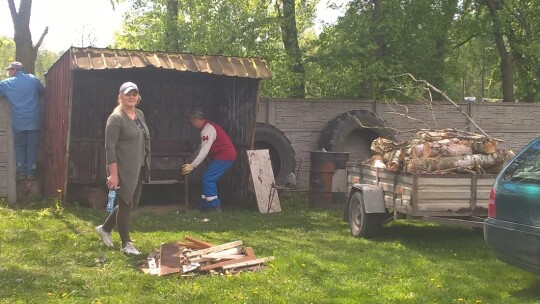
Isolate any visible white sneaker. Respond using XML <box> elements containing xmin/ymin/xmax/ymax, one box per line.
<box><xmin>95</xmin><ymin>225</ymin><xmax>114</xmax><ymax>248</ymax></box>
<box><xmin>121</xmin><ymin>241</ymin><xmax>141</xmax><ymax>255</ymax></box>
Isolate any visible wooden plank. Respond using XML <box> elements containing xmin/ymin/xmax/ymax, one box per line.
<box><xmin>178</xmin><ymin>242</ymin><xmax>208</xmax><ymax>250</ymax></box>
<box><xmin>184</xmin><ymin>236</ymin><xmax>214</xmax><ymax>248</ymax></box>
<box><xmin>199</xmin><ymin>256</ymin><xmax>256</xmax><ymax>271</ymax></box>
<box><xmin>243</xmin><ymin>247</ymin><xmax>255</xmax><ymax>257</ymax></box>
<box><xmin>201</xmin><ymin>254</ymin><xmax>245</xmax><ymax>260</ymax></box>
<box><xmin>246</xmin><ymin>149</ymin><xmax>282</xmax><ymax>213</ymax></box>
<box><xmin>159</xmin><ymin>242</ymin><xmax>182</xmax><ymax>276</ymax></box>
<box><xmin>199</xmin><ymin>247</ymin><xmax>257</xmax><ymax>271</ymax></box>
<box><xmin>189</xmin><ymin>248</ymin><xmax>244</xmax><ymax>262</ymax></box>
<box><xmin>185</xmin><ymin>241</ymin><xmax>243</xmax><ymax>258</ymax></box>
<box><xmin>201</xmin><ymin>247</ymin><xmax>243</xmax><ymax>258</ymax></box>
<box><xmin>221</xmin><ymin>256</ymin><xmax>275</xmax><ymax>270</ymax></box>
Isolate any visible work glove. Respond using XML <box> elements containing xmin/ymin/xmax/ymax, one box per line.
<box><xmin>181</xmin><ymin>163</ymin><xmax>194</xmax><ymax>175</ymax></box>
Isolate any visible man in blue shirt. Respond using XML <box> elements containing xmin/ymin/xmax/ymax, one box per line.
<box><xmin>0</xmin><ymin>62</ymin><xmax>45</xmax><ymax>180</ymax></box>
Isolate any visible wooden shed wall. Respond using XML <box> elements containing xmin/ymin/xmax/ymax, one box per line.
<box><xmin>43</xmin><ymin>51</ymin><xmax>73</xmax><ymax>199</ymax></box>
<box><xmin>65</xmin><ymin>69</ymin><xmax>259</xmax><ymax>205</ymax></box>
<box><xmin>0</xmin><ymin>97</ymin><xmax>15</xmax><ymax>202</ymax></box>
<box><xmin>0</xmin><ymin>98</ymin><xmax>9</xmax><ymax>196</ymax></box>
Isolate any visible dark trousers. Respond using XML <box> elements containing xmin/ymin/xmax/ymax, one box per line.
<box><xmin>13</xmin><ymin>129</ymin><xmax>39</xmax><ymax>177</ymax></box>
<box><xmin>102</xmin><ymin>168</ymin><xmax>143</xmax><ymax>246</ymax></box>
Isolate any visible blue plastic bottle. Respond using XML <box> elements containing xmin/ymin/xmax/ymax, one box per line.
<box><xmin>107</xmin><ymin>190</ymin><xmax>116</xmax><ymax>213</ymax></box>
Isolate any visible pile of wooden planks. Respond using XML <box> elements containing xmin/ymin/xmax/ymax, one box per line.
<box><xmin>367</xmin><ymin>129</ymin><xmax>515</xmax><ymax>174</ymax></box>
<box><xmin>142</xmin><ymin>236</ymin><xmax>274</xmax><ymax>276</ymax></box>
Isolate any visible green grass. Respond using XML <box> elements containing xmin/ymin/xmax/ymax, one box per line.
<box><xmin>0</xmin><ymin>194</ymin><xmax>539</xmax><ymax>304</ymax></box>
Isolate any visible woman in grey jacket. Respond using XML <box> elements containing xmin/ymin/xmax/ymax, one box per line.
<box><xmin>95</xmin><ymin>81</ymin><xmax>151</xmax><ymax>255</ymax></box>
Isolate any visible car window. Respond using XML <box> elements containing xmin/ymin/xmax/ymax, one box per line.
<box><xmin>501</xmin><ymin>140</ymin><xmax>540</xmax><ymax>184</ymax></box>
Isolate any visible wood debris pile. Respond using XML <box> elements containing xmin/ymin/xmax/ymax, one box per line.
<box><xmin>141</xmin><ymin>236</ymin><xmax>274</xmax><ymax>276</ymax></box>
<box><xmin>366</xmin><ymin>129</ymin><xmax>515</xmax><ymax>174</ymax></box>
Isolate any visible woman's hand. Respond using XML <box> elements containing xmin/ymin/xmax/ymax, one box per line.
<box><xmin>107</xmin><ymin>174</ymin><xmax>119</xmax><ymax>190</ymax></box>
<box><xmin>107</xmin><ymin>163</ymin><xmax>120</xmax><ymax>190</ymax></box>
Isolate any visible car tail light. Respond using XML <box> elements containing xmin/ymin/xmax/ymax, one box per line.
<box><xmin>488</xmin><ymin>188</ymin><xmax>496</xmax><ymax>218</ymax></box>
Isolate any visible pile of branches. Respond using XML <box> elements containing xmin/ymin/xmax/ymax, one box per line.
<box><xmin>365</xmin><ymin>129</ymin><xmax>515</xmax><ymax>174</ymax></box>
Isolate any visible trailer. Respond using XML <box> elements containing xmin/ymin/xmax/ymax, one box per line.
<box><xmin>343</xmin><ymin>162</ymin><xmax>496</xmax><ymax>238</ymax></box>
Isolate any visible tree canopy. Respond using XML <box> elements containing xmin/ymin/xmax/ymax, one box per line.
<box><xmin>6</xmin><ymin>0</ymin><xmax>540</xmax><ymax>102</ymax></box>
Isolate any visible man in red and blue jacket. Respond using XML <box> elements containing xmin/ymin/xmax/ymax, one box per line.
<box><xmin>182</xmin><ymin>109</ymin><xmax>236</xmax><ymax>212</ymax></box>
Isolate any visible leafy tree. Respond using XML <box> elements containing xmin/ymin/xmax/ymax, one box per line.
<box><xmin>482</xmin><ymin>0</ymin><xmax>514</xmax><ymax>102</ymax></box>
<box><xmin>441</xmin><ymin>0</ymin><xmax>500</xmax><ymax>101</ymax></box>
<box><xmin>34</xmin><ymin>49</ymin><xmax>62</xmax><ymax>81</ymax></box>
<box><xmin>276</xmin><ymin>0</ymin><xmax>307</xmax><ymax>97</ymax></box>
<box><xmin>165</xmin><ymin>0</ymin><xmax>180</xmax><ymax>51</ymax></box>
<box><xmin>113</xmin><ymin>0</ymin><xmax>317</xmax><ymax>97</ymax></box>
<box><xmin>310</xmin><ymin>0</ymin><xmax>460</xmax><ymax>99</ymax></box>
<box><xmin>0</xmin><ymin>37</ymin><xmax>16</xmax><ymax>72</ymax></box>
<box><xmin>500</xmin><ymin>0</ymin><xmax>540</xmax><ymax>102</ymax></box>
<box><xmin>7</xmin><ymin>0</ymin><xmax>48</xmax><ymax>74</ymax></box>
<box><xmin>459</xmin><ymin>0</ymin><xmax>540</xmax><ymax>102</ymax></box>
<box><xmin>0</xmin><ymin>36</ymin><xmax>59</xmax><ymax>82</ymax></box>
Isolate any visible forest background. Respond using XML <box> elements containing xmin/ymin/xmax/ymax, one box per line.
<box><xmin>2</xmin><ymin>0</ymin><xmax>540</xmax><ymax>103</ymax></box>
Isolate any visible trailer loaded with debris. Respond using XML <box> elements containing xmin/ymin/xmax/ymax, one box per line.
<box><xmin>141</xmin><ymin>236</ymin><xmax>274</xmax><ymax>276</ymax></box>
<box><xmin>343</xmin><ymin>129</ymin><xmax>516</xmax><ymax>238</ymax></box>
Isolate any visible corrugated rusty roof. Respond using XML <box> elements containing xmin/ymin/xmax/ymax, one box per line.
<box><xmin>69</xmin><ymin>47</ymin><xmax>272</xmax><ymax>80</ymax></box>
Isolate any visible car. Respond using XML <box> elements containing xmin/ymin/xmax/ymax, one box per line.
<box><xmin>484</xmin><ymin>137</ymin><xmax>540</xmax><ymax>275</ymax></box>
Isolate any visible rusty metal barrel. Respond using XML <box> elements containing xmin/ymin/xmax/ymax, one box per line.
<box><xmin>309</xmin><ymin>151</ymin><xmax>350</xmax><ymax>209</ymax></box>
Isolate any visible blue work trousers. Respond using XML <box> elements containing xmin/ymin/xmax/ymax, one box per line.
<box><xmin>200</xmin><ymin>159</ymin><xmax>234</xmax><ymax>207</ymax></box>
<box><xmin>13</xmin><ymin>129</ymin><xmax>39</xmax><ymax>177</ymax></box>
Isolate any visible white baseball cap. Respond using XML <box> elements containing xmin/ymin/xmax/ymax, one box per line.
<box><xmin>119</xmin><ymin>82</ymin><xmax>139</xmax><ymax>94</ymax></box>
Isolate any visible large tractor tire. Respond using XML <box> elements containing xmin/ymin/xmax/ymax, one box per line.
<box><xmin>319</xmin><ymin>110</ymin><xmax>396</xmax><ymax>161</ymax></box>
<box><xmin>253</xmin><ymin>122</ymin><xmax>296</xmax><ymax>187</ymax></box>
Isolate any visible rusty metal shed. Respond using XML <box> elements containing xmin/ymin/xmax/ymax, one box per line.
<box><xmin>43</xmin><ymin>46</ymin><xmax>271</xmax><ymax>206</ymax></box>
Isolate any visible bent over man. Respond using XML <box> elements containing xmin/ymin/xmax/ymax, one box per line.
<box><xmin>182</xmin><ymin>109</ymin><xmax>236</xmax><ymax>213</ymax></box>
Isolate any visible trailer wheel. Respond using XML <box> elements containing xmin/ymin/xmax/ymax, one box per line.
<box><xmin>349</xmin><ymin>191</ymin><xmax>381</xmax><ymax>238</ymax></box>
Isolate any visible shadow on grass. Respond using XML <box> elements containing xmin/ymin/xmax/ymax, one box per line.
<box><xmin>511</xmin><ymin>278</ymin><xmax>540</xmax><ymax>299</ymax></box>
<box><xmin>60</xmin><ymin>191</ymin><xmax>339</xmax><ymax>236</ymax></box>
<box><xmin>369</xmin><ymin>220</ymin><xmax>488</xmax><ymax>255</ymax></box>
<box><xmin>373</xmin><ymin>220</ymin><xmax>482</xmax><ymax>241</ymax></box>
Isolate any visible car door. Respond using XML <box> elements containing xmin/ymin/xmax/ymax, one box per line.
<box><xmin>495</xmin><ymin>138</ymin><xmax>540</xmax><ymax>227</ymax></box>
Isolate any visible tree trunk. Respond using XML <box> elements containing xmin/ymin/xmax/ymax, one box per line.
<box><xmin>405</xmin><ymin>150</ymin><xmax>508</xmax><ymax>173</ymax></box>
<box><xmin>8</xmin><ymin>0</ymin><xmax>47</xmax><ymax>74</ymax></box>
<box><xmin>421</xmin><ymin>137</ymin><xmax>497</xmax><ymax>158</ymax></box>
<box><xmin>470</xmin><ymin>138</ymin><xmax>497</xmax><ymax>154</ymax></box>
<box><xmin>364</xmin><ymin>155</ymin><xmax>387</xmax><ymax>168</ymax></box>
<box><xmin>484</xmin><ymin>0</ymin><xmax>515</xmax><ymax>102</ymax></box>
<box><xmin>484</xmin><ymin>149</ymin><xmax>515</xmax><ymax>173</ymax></box>
<box><xmin>277</xmin><ymin>0</ymin><xmax>305</xmax><ymax>98</ymax></box>
<box><xmin>165</xmin><ymin>0</ymin><xmax>180</xmax><ymax>51</ymax></box>
<box><xmin>371</xmin><ymin>137</ymin><xmax>403</xmax><ymax>154</ymax></box>
<box><xmin>411</xmin><ymin>143</ymin><xmax>425</xmax><ymax>159</ymax></box>
<box><xmin>383</xmin><ymin>149</ymin><xmax>402</xmax><ymax>172</ymax></box>
<box><xmin>400</xmin><ymin>139</ymin><xmax>424</xmax><ymax>159</ymax></box>
<box><xmin>422</xmin><ymin>138</ymin><xmax>472</xmax><ymax>158</ymax></box>
<box><xmin>358</xmin><ymin>0</ymin><xmax>385</xmax><ymax>98</ymax></box>
<box><xmin>417</xmin><ymin>129</ymin><xmax>493</xmax><ymax>142</ymax></box>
